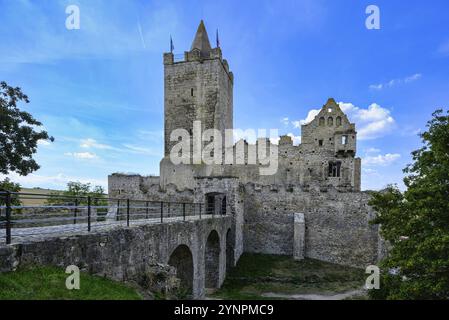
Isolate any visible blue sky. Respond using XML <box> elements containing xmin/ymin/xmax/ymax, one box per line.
<box><xmin>1</xmin><ymin>0</ymin><xmax>448</xmax><ymax>191</ymax></box>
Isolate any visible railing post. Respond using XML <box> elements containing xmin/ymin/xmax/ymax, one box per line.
<box><xmin>116</xmin><ymin>199</ymin><xmax>120</xmax><ymax>221</ymax></box>
<box><xmin>87</xmin><ymin>196</ymin><xmax>91</xmax><ymax>232</ymax></box>
<box><xmin>126</xmin><ymin>199</ymin><xmax>130</xmax><ymax>227</ymax></box>
<box><xmin>5</xmin><ymin>191</ymin><xmax>12</xmax><ymax>245</ymax></box>
<box><xmin>199</xmin><ymin>203</ymin><xmax>202</xmax><ymax>220</ymax></box>
<box><xmin>183</xmin><ymin>203</ymin><xmax>186</xmax><ymax>221</ymax></box>
<box><xmin>74</xmin><ymin>198</ymin><xmax>78</xmax><ymax>225</ymax></box>
<box><xmin>160</xmin><ymin>202</ymin><xmax>163</xmax><ymax>223</ymax></box>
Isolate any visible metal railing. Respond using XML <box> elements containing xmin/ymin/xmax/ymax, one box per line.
<box><xmin>0</xmin><ymin>191</ymin><xmax>224</xmax><ymax>245</ymax></box>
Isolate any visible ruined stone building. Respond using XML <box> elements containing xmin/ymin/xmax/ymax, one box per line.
<box><xmin>109</xmin><ymin>21</ymin><xmax>381</xmax><ymax>269</ymax></box>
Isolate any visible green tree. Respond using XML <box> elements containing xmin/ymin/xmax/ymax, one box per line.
<box><xmin>47</xmin><ymin>182</ymin><xmax>107</xmax><ymax>206</ymax></box>
<box><xmin>1</xmin><ymin>81</ymin><xmax>53</xmax><ymax>207</ymax></box>
<box><xmin>0</xmin><ymin>178</ymin><xmax>21</xmax><ymax>206</ymax></box>
<box><xmin>0</xmin><ymin>81</ymin><xmax>54</xmax><ymax>176</ymax></box>
<box><xmin>369</xmin><ymin>109</ymin><xmax>449</xmax><ymax>300</ymax></box>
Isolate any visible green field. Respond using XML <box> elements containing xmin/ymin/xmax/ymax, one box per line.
<box><xmin>18</xmin><ymin>188</ymin><xmax>62</xmax><ymax>206</ymax></box>
<box><xmin>212</xmin><ymin>253</ymin><xmax>366</xmax><ymax>300</ymax></box>
<box><xmin>0</xmin><ymin>266</ymin><xmax>142</xmax><ymax>300</ymax></box>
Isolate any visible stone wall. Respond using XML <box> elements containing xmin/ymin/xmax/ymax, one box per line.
<box><xmin>108</xmin><ymin>173</ymin><xmax>378</xmax><ymax>268</ymax></box>
<box><xmin>0</xmin><ymin>216</ymin><xmax>233</xmax><ymax>299</ymax></box>
<box><xmin>242</xmin><ymin>183</ymin><xmax>379</xmax><ymax>268</ymax></box>
<box><xmin>193</xmin><ymin>177</ymin><xmax>244</xmax><ymax>264</ymax></box>
<box><xmin>108</xmin><ymin>174</ymin><xmax>194</xmax><ymax>202</ymax></box>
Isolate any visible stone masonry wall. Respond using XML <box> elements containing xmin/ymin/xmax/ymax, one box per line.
<box><xmin>0</xmin><ymin>216</ymin><xmax>233</xmax><ymax>299</ymax></box>
<box><xmin>243</xmin><ymin>183</ymin><xmax>379</xmax><ymax>268</ymax></box>
<box><xmin>108</xmin><ymin>174</ymin><xmax>194</xmax><ymax>202</ymax></box>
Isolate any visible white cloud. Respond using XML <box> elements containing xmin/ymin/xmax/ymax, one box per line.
<box><xmin>365</xmin><ymin>147</ymin><xmax>381</xmax><ymax>154</ymax></box>
<box><xmin>37</xmin><ymin>139</ymin><xmax>51</xmax><ymax>146</ymax></box>
<box><xmin>369</xmin><ymin>73</ymin><xmax>422</xmax><ymax>90</ymax></box>
<box><xmin>138</xmin><ymin>130</ymin><xmax>164</xmax><ymax>142</ymax></box>
<box><xmin>404</xmin><ymin>73</ymin><xmax>422</xmax><ymax>83</ymax></box>
<box><xmin>287</xmin><ymin>133</ymin><xmax>301</xmax><ymax>145</ymax></box>
<box><xmin>64</xmin><ymin>152</ymin><xmax>98</xmax><ymax>160</ymax></box>
<box><xmin>294</xmin><ymin>109</ymin><xmax>320</xmax><ymax>126</ymax></box>
<box><xmin>281</xmin><ymin>117</ymin><xmax>290</xmax><ymax>126</ymax></box>
<box><xmin>363</xmin><ymin>153</ymin><xmax>401</xmax><ymax>166</ymax></box>
<box><xmin>122</xmin><ymin>144</ymin><xmax>161</xmax><ymax>156</ymax></box>
<box><xmin>369</xmin><ymin>84</ymin><xmax>383</xmax><ymax>90</ymax></box>
<box><xmin>362</xmin><ymin>168</ymin><xmax>378</xmax><ymax>174</ymax></box>
<box><xmin>339</xmin><ymin>102</ymin><xmax>395</xmax><ymax>140</ymax></box>
<box><xmin>80</xmin><ymin>138</ymin><xmax>112</xmax><ymax>150</ymax></box>
<box><xmin>77</xmin><ymin>137</ymin><xmax>161</xmax><ymax>157</ymax></box>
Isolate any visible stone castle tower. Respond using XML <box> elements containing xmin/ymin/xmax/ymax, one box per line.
<box><xmin>162</xmin><ymin>20</ymin><xmax>234</xmax><ymax>157</ymax></box>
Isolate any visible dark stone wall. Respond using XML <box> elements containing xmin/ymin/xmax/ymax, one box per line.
<box><xmin>243</xmin><ymin>184</ymin><xmax>379</xmax><ymax>268</ymax></box>
<box><xmin>0</xmin><ymin>216</ymin><xmax>233</xmax><ymax>299</ymax></box>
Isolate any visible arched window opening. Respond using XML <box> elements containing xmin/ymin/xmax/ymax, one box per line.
<box><xmin>336</xmin><ymin>116</ymin><xmax>342</xmax><ymax>126</ymax></box>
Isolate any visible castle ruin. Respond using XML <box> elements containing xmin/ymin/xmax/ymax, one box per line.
<box><xmin>109</xmin><ymin>21</ymin><xmax>381</xmax><ymax>269</ymax></box>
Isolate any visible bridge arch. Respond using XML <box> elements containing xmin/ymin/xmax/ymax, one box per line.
<box><xmin>168</xmin><ymin>244</ymin><xmax>194</xmax><ymax>297</ymax></box>
<box><xmin>205</xmin><ymin>230</ymin><xmax>220</xmax><ymax>289</ymax></box>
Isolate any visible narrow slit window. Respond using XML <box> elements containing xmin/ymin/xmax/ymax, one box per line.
<box><xmin>342</xmin><ymin>135</ymin><xmax>348</xmax><ymax>145</ymax></box>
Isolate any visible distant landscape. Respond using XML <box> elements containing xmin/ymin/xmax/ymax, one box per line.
<box><xmin>19</xmin><ymin>188</ymin><xmax>62</xmax><ymax>206</ymax></box>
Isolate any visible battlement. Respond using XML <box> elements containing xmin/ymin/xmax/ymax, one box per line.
<box><xmin>163</xmin><ymin>50</ymin><xmax>234</xmax><ymax>83</ymax></box>
<box><xmin>164</xmin><ymin>47</ymin><xmax>222</xmax><ymax>64</ymax></box>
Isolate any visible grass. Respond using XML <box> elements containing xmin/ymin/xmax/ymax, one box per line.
<box><xmin>0</xmin><ymin>266</ymin><xmax>142</xmax><ymax>300</ymax></box>
<box><xmin>19</xmin><ymin>188</ymin><xmax>62</xmax><ymax>206</ymax></box>
<box><xmin>211</xmin><ymin>253</ymin><xmax>366</xmax><ymax>300</ymax></box>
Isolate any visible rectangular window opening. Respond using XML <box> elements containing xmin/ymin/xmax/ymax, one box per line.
<box><xmin>328</xmin><ymin>161</ymin><xmax>341</xmax><ymax>178</ymax></box>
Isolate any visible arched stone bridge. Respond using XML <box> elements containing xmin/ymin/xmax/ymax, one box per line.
<box><xmin>0</xmin><ymin>215</ymin><xmax>236</xmax><ymax>299</ymax></box>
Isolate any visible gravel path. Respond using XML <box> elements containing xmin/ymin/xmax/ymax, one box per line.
<box><xmin>261</xmin><ymin>289</ymin><xmax>367</xmax><ymax>300</ymax></box>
